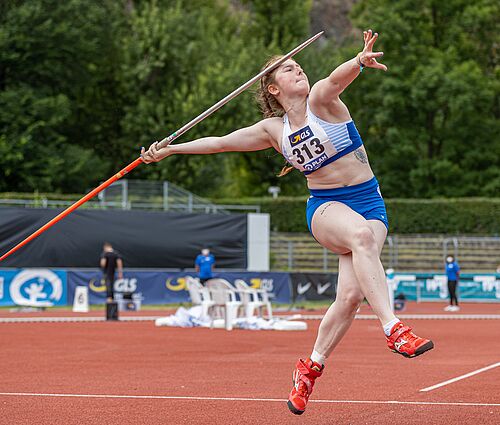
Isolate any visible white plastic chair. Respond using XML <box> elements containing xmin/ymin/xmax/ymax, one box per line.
<box><xmin>206</xmin><ymin>279</ymin><xmax>243</xmax><ymax>330</ymax></box>
<box><xmin>186</xmin><ymin>276</ymin><xmax>215</xmax><ymax>318</ymax></box>
<box><xmin>234</xmin><ymin>279</ymin><xmax>273</xmax><ymax>320</ymax></box>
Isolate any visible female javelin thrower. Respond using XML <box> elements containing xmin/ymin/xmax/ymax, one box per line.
<box><xmin>141</xmin><ymin>30</ymin><xmax>434</xmax><ymax>415</ymax></box>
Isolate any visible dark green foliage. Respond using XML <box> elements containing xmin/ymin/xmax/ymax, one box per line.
<box><xmin>214</xmin><ymin>196</ymin><xmax>500</xmax><ymax>234</ymax></box>
<box><xmin>0</xmin><ymin>0</ymin><xmax>498</xmax><ymax>205</ymax></box>
<box><xmin>0</xmin><ymin>0</ymin><xmax>122</xmax><ymax>192</ymax></box>
<box><xmin>386</xmin><ymin>198</ymin><xmax>500</xmax><ymax>234</ymax></box>
<box><xmin>347</xmin><ymin>0</ymin><xmax>500</xmax><ymax>198</ymax></box>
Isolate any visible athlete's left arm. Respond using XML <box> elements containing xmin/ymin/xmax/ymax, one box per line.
<box><xmin>310</xmin><ymin>30</ymin><xmax>387</xmax><ymax>105</ymax></box>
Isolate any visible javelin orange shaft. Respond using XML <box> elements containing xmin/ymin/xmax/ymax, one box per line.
<box><xmin>0</xmin><ymin>157</ymin><xmax>143</xmax><ymax>262</ymax></box>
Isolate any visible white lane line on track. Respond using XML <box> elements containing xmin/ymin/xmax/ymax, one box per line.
<box><xmin>0</xmin><ymin>392</ymin><xmax>498</xmax><ymax>407</ymax></box>
<box><xmin>1</xmin><ymin>314</ymin><xmax>500</xmax><ymax>323</ymax></box>
<box><xmin>0</xmin><ymin>316</ymin><xmax>162</xmax><ymax>323</ymax></box>
<box><xmin>305</xmin><ymin>314</ymin><xmax>500</xmax><ymax>320</ymax></box>
<box><xmin>420</xmin><ymin>362</ymin><xmax>500</xmax><ymax>392</ymax></box>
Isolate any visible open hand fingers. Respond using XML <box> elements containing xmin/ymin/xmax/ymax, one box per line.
<box><xmin>361</xmin><ymin>53</ymin><xmax>388</xmax><ymax>71</ymax></box>
<box><xmin>364</xmin><ymin>51</ymin><xmax>385</xmax><ymax>63</ymax></box>
<box><xmin>360</xmin><ymin>30</ymin><xmax>387</xmax><ymax>71</ymax></box>
<box><xmin>366</xmin><ymin>31</ymin><xmax>379</xmax><ymax>50</ymax></box>
<box><xmin>363</xmin><ymin>29</ymin><xmax>373</xmax><ymax>48</ymax></box>
<box><xmin>362</xmin><ymin>30</ymin><xmax>381</xmax><ymax>53</ymax></box>
<box><xmin>367</xmin><ymin>57</ymin><xmax>387</xmax><ymax>71</ymax></box>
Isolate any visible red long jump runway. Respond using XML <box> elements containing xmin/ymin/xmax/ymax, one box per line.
<box><xmin>1</xmin><ymin>309</ymin><xmax>499</xmax><ymax>424</ymax></box>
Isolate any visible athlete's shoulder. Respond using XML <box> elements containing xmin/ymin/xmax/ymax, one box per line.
<box><xmin>259</xmin><ymin>116</ymin><xmax>284</xmax><ymax>145</ymax></box>
<box><xmin>260</xmin><ymin>116</ymin><xmax>284</xmax><ymax>127</ymax></box>
<box><xmin>307</xmin><ymin>89</ymin><xmax>351</xmax><ymax>123</ymax></box>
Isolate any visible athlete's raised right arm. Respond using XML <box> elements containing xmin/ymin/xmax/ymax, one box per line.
<box><xmin>141</xmin><ymin>119</ymin><xmax>278</xmax><ymax>163</ymax></box>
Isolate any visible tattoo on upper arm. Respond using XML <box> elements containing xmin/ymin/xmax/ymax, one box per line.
<box><xmin>353</xmin><ymin>148</ymin><xmax>368</xmax><ymax>164</ymax></box>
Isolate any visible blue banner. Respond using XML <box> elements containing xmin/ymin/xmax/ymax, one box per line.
<box><xmin>67</xmin><ymin>270</ymin><xmax>291</xmax><ymax>305</ymax></box>
<box><xmin>2</xmin><ymin>268</ymin><xmax>496</xmax><ymax>306</ymax></box>
<box><xmin>0</xmin><ymin>269</ymin><xmax>67</xmax><ymax>307</ymax></box>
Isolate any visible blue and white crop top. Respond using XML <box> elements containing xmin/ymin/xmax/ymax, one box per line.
<box><xmin>281</xmin><ymin>101</ymin><xmax>363</xmax><ymax>175</ymax></box>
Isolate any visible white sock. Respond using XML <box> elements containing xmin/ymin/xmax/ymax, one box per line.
<box><xmin>383</xmin><ymin>318</ymin><xmax>400</xmax><ymax>336</ymax></box>
<box><xmin>310</xmin><ymin>350</ymin><xmax>326</xmax><ymax>366</ymax></box>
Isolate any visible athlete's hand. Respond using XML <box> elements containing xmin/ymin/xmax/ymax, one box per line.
<box><xmin>358</xmin><ymin>29</ymin><xmax>387</xmax><ymax>71</ymax></box>
<box><xmin>141</xmin><ymin>140</ymin><xmax>173</xmax><ymax>163</ymax></box>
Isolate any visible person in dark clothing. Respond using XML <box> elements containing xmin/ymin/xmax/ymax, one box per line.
<box><xmin>444</xmin><ymin>255</ymin><xmax>460</xmax><ymax>311</ymax></box>
<box><xmin>100</xmin><ymin>242</ymin><xmax>123</xmax><ymax>302</ymax></box>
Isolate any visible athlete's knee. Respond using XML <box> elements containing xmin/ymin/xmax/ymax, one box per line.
<box><xmin>352</xmin><ymin>225</ymin><xmax>377</xmax><ymax>253</ymax></box>
<box><xmin>339</xmin><ymin>289</ymin><xmax>364</xmax><ymax>313</ymax></box>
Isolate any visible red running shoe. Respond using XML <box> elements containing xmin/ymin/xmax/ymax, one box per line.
<box><xmin>287</xmin><ymin>358</ymin><xmax>324</xmax><ymax>415</ymax></box>
<box><xmin>387</xmin><ymin>322</ymin><xmax>434</xmax><ymax>358</ymax></box>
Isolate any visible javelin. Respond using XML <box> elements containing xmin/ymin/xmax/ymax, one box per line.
<box><xmin>0</xmin><ymin>31</ymin><xmax>323</xmax><ymax>263</ymax></box>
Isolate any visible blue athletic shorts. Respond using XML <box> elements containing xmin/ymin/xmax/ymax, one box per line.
<box><xmin>306</xmin><ymin>176</ymin><xmax>389</xmax><ymax>237</ymax></box>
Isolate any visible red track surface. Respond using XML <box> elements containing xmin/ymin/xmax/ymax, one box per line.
<box><xmin>1</xmin><ymin>304</ymin><xmax>499</xmax><ymax>424</ymax></box>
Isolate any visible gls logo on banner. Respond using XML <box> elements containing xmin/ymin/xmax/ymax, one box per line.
<box><xmin>90</xmin><ymin>278</ymin><xmax>137</xmax><ymax>293</ymax></box>
<box><xmin>9</xmin><ymin>269</ymin><xmax>65</xmax><ymax>307</ymax></box>
<box><xmin>249</xmin><ymin>278</ymin><xmax>274</xmax><ymax>292</ymax></box>
<box><xmin>165</xmin><ymin>277</ymin><xmax>188</xmax><ymax>292</ymax></box>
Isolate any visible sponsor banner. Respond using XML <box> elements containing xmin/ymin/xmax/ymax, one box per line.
<box><xmin>290</xmin><ymin>273</ymin><xmax>338</xmax><ymax>302</ymax></box>
<box><xmin>392</xmin><ymin>273</ymin><xmax>500</xmax><ymax>302</ymax></box>
<box><xmin>68</xmin><ymin>270</ymin><xmax>186</xmax><ymax>305</ymax></box>
<box><xmin>67</xmin><ymin>270</ymin><xmax>291</xmax><ymax>305</ymax></box>
<box><xmin>0</xmin><ymin>269</ymin><xmax>67</xmax><ymax>307</ymax></box>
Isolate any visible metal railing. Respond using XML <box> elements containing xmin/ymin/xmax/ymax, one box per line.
<box><xmin>270</xmin><ymin>233</ymin><xmax>500</xmax><ymax>272</ymax></box>
<box><xmin>0</xmin><ymin>179</ymin><xmax>260</xmax><ymax>214</ymax></box>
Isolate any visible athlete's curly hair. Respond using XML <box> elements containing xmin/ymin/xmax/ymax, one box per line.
<box><xmin>255</xmin><ymin>55</ymin><xmax>294</xmax><ymax>177</ymax></box>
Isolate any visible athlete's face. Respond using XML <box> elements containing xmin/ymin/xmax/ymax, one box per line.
<box><xmin>270</xmin><ymin>60</ymin><xmax>309</xmax><ymax>97</ymax></box>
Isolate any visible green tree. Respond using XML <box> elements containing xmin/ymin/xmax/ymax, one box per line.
<box><xmin>0</xmin><ymin>0</ymin><xmax>124</xmax><ymax>192</ymax></box>
<box><xmin>220</xmin><ymin>0</ymin><xmax>314</xmax><ymax>197</ymax></box>
<box><xmin>347</xmin><ymin>0</ymin><xmax>500</xmax><ymax>197</ymax></box>
<box><xmin>117</xmin><ymin>0</ymin><xmax>271</xmax><ymax>197</ymax></box>
<box><xmin>241</xmin><ymin>0</ymin><xmax>312</xmax><ymax>49</ymax></box>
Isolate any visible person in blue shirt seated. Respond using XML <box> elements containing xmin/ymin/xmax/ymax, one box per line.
<box><xmin>444</xmin><ymin>255</ymin><xmax>460</xmax><ymax>311</ymax></box>
<box><xmin>195</xmin><ymin>247</ymin><xmax>215</xmax><ymax>284</ymax></box>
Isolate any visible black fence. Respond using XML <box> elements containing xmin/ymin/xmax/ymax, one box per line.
<box><xmin>0</xmin><ymin>208</ymin><xmax>247</xmax><ymax>268</ymax></box>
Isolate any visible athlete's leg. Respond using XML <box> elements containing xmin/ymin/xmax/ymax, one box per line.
<box><xmin>312</xmin><ymin>218</ymin><xmax>387</xmax><ymax>360</ymax></box>
<box><xmin>287</xmin><ymin>208</ymin><xmax>391</xmax><ymax>415</ymax></box>
<box><xmin>288</xmin><ymin>203</ymin><xmax>432</xmax><ymax>415</ymax></box>
<box><xmin>312</xmin><ymin>253</ymin><xmax>363</xmax><ymax>360</ymax></box>
<box><xmin>311</xmin><ymin>201</ymin><xmax>395</xmax><ymax>325</ymax></box>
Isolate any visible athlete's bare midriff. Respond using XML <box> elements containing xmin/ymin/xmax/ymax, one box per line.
<box><xmin>304</xmin><ymin>149</ymin><xmax>374</xmax><ymax>189</ymax></box>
